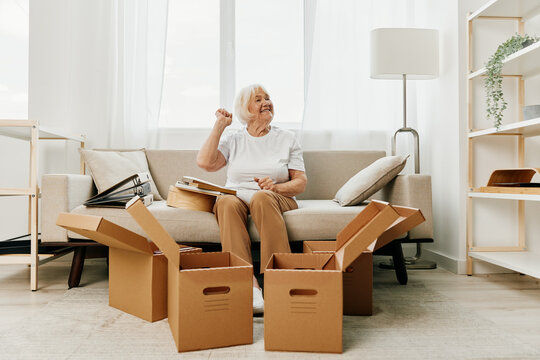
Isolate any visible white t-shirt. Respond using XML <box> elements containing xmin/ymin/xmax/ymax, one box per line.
<box><xmin>218</xmin><ymin>126</ymin><xmax>305</xmax><ymax>204</ymax></box>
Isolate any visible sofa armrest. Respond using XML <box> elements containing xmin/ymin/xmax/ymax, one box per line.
<box><xmin>373</xmin><ymin>174</ymin><xmax>433</xmax><ymax>240</ymax></box>
<box><xmin>41</xmin><ymin>174</ymin><xmax>95</xmax><ymax>243</ymax></box>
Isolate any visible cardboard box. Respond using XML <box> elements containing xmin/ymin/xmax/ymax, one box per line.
<box><xmin>126</xmin><ymin>198</ymin><xmax>253</xmax><ymax>352</ymax></box>
<box><xmin>264</xmin><ymin>200</ymin><xmax>400</xmax><ymax>353</ymax></box>
<box><xmin>56</xmin><ymin>213</ymin><xmax>200</xmax><ymax>322</ymax></box>
<box><xmin>302</xmin><ymin>205</ymin><xmax>425</xmax><ymax>316</ymax></box>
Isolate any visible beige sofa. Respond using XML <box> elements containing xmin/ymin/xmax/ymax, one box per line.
<box><xmin>41</xmin><ymin>150</ymin><xmax>433</xmax><ymax>285</ymax></box>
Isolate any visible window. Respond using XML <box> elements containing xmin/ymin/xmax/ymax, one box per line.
<box><xmin>159</xmin><ymin>0</ymin><xmax>304</xmax><ymax>128</ymax></box>
<box><xmin>159</xmin><ymin>1</ymin><xmax>220</xmax><ymax>128</ymax></box>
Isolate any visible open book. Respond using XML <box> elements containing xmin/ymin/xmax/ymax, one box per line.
<box><xmin>175</xmin><ymin>176</ymin><xmax>237</xmax><ymax>196</ymax></box>
<box><xmin>84</xmin><ymin>172</ymin><xmax>154</xmax><ymax>208</ymax></box>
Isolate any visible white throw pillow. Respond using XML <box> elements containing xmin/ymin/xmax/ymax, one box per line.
<box><xmin>80</xmin><ymin>149</ymin><xmax>163</xmax><ymax>201</ymax></box>
<box><xmin>333</xmin><ymin>155</ymin><xmax>409</xmax><ymax>206</ymax></box>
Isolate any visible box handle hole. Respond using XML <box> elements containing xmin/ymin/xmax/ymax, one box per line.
<box><xmin>294</xmin><ymin>267</ymin><xmax>315</xmax><ymax>270</ymax></box>
<box><xmin>203</xmin><ymin>286</ymin><xmax>230</xmax><ymax>295</ymax></box>
<box><xmin>345</xmin><ymin>267</ymin><xmax>354</xmax><ymax>273</ymax></box>
<box><xmin>289</xmin><ymin>289</ymin><xmax>318</xmax><ymax>296</ymax></box>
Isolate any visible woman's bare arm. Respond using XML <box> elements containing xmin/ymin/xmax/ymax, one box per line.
<box><xmin>197</xmin><ymin>109</ymin><xmax>230</xmax><ymax>172</ymax></box>
<box><xmin>255</xmin><ymin>169</ymin><xmax>307</xmax><ymax>197</ymax></box>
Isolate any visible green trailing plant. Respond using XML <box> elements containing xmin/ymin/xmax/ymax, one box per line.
<box><xmin>484</xmin><ymin>33</ymin><xmax>539</xmax><ymax>129</ymax></box>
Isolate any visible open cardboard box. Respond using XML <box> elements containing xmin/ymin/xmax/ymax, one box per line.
<box><xmin>125</xmin><ymin>198</ymin><xmax>253</xmax><ymax>352</ymax></box>
<box><xmin>56</xmin><ymin>213</ymin><xmax>201</xmax><ymax>322</ymax></box>
<box><xmin>264</xmin><ymin>200</ymin><xmax>400</xmax><ymax>353</ymax></box>
<box><xmin>303</xmin><ymin>205</ymin><xmax>425</xmax><ymax>316</ymax></box>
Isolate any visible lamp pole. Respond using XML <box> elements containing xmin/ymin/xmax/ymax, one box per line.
<box><xmin>391</xmin><ymin>74</ymin><xmax>420</xmax><ymax>174</ymax></box>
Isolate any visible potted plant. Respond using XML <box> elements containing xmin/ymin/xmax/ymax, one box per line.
<box><xmin>484</xmin><ymin>33</ymin><xmax>539</xmax><ymax>129</ymax></box>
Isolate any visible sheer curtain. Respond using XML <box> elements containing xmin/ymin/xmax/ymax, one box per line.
<box><xmin>301</xmin><ymin>0</ymin><xmax>415</xmax><ymax>152</ymax></box>
<box><xmin>107</xmin><ymin>0</ymin><xmax>168</xmax><ymax>149</ymax></box>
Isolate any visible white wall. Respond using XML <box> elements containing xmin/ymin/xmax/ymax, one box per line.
<box><xmin>0</xmin><ymin>0</ymin><xmax>30</xmax><ymax>240</ymax></box>
<box><xmin>384</xmin><ymin>0</ymin><xmax>464</xmax><ymax>271</ymax></box>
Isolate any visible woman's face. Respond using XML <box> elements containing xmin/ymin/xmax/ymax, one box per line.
<box><xmin>248</xmin><ymin>88</ymin><xmax>274</xmax><ymax>123</ymax></box>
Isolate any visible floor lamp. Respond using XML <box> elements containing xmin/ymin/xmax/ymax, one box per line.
<box><xmin>370</xmin><ymin>28</ymin><xmax>439</xmax><ymax>269</ymax></box>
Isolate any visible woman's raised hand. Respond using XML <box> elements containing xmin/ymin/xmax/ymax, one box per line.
<box><xmin>215</xmin><ymin>108</ymin><xmax>233</xmax><ymax>129</ymax></box>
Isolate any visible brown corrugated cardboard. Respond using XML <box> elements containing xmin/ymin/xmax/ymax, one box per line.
<box><xmin>56</xmin><ymin>213</ymin><xmax>200</xmax><ymax>322</ymax></box>
<box><xmin>302</xmin><ymin>205</ymin><xmax>425</xmax><ymax>316</ymax></box>
<box><xmin>374</xmin><ymin>205</ymin><xmax>426</xmax><ymax>251</ymax></box>
<box><xmin>264</xmin><ymin>200</ymin><xmax>400</xmax><ymax>353</ymax></box>
<box><xmin>126</xmin><ymin>198</ymin><xmax>253</xmax><ymax>352</ymax></box>
<box><xmin>303</xmin><ymin>241</ymin><xmax>373</xmax><ymax>315</ymax></box>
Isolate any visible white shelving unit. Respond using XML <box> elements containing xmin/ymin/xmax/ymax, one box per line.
<box><xmin>468</xmin><ymin>0</ymin><xmax>540</xmax><ymax>21</ymax></box>
<box><xmin>469</xmin><ymin>117</ymin><xmax>540</xmax><ymax>138</ymax></box>
<box><xmin>468</xmin><ymin>39</ymin><xmax>540</xmax><ymax>79</ymax></box>
<box><xmin>468</xmin><ymin>251</ymin><xmax>540</xmax><ymax>279</ymax></box>
<box><xmin>466</xmin><ymin>0</ymin><xmax>540</xmax><ymax>278</ymax></box>
<box><xmin>0</xmin><ymin>120</ymin><xmax>85</xmax><ymax>290</ymax></box>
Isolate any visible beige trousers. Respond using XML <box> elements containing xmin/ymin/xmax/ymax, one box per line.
<box><xmin>213</xmin><ymin>190</ymin><xmax>298</xmax><ymax>273</ymax></box>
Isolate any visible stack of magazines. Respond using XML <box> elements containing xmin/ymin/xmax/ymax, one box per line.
<box><xmin>84</xmin><ymin>172</ymin><xmax>154</xmax><ymax>208</ymax></box>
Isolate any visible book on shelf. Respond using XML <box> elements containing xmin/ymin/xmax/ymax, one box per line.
<box><xmin>176</xmin><ymin>176</ymin><xmax>237</xmax><ymax>196</ymax></box>
<box><xmin>84</xmin><ymin>172</ymin><xmax>154</xmax><ymax>208</ymax></box>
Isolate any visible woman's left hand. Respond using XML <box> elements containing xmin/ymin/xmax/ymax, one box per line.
<box><xmin>254</xmin><ymin>177</ymin><xmax>277</xmax><ymax>192</ymax></box>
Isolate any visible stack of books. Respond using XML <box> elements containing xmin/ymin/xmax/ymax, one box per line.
<box><xmin>84</xmin><ymin>172</ymin><xmax>154</xmax><ymax>208</ymax></box>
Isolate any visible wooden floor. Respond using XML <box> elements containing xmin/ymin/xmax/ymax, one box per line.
<box><xmin>1</xmin><ymin>255</ymin><xmax>540</xmax><ymax>359</ymax></box>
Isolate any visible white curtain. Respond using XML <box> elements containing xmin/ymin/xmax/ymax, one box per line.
<box><xmin>107</xmin><ymin>0</ymin><xmax>168</xmax><ymax>149</ymax></box>
<box><xmin>301</xmin><ymin>0</ymin><xmax>416</xmax><ymax>153</ymax></box>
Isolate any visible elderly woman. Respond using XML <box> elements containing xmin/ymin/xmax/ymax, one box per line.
<box><xmin>197</xmin><ymin>84</ymin><xmax>307</xmax><ymax>314</ymax></box>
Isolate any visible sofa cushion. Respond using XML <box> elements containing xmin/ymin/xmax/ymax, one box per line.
<box><xmin>80</xmin><ymin>149</ymin><xmax>163</xmax><ymax>201</ymax></box>
<box><xmin>250</xmin><ymin>200</ymin><xmax>370</xmax><ymax>242</ymax></box>
<box><xmin>69</xmin><ymin>201</ymin><xmax>220</xmax><ymax>243</ymax></box>
<box><xmin>69</xmin><ymin>199</ymin><xmax>403</xmax><ymax>244</ymax></box>
<box><xmin>334</xmin><ymin>155</ymin><xmax>408</xmax><ymax>206</ymax></box>
<box><xmin>69</xmin><ymin>198</ymin><xmax>409</xmax><ymax>246</ymax></box>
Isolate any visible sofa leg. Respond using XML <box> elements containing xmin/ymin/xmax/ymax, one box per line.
<box><xmin>391</xmin><ymin>242</ymin><xmax>408</xmax><ymax>285</ymax></box>
<box><xmin>68</xmin><ymin>247</ymin><xmax>86</xmax><ymax>289</ymax></box>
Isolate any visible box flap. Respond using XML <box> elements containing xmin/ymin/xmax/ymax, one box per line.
<box><xmin>126</xmin><ymin>198</ymin><xmax>181</xmax><ymax>269</ymax></box>
<box><xmin>373</xmin><ymin>205</ymin><xmax>425</xmax><ymax>251</ymax></box>
<box><xmin>56</xmin><ymin>213</ymin><xmax>153</xmax><ymax>255</ymax></box>
<box><xmin>334</xmin><ymin>200</ymin><xmax>399</xmax><ymax>271</ymax></box>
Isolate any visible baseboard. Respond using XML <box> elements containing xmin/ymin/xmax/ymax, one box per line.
<box><xmin>421</xmin><ymin>249</ymin><xmax>460</xmax><ymax>273</ymax></box>
<box><xmin>422</xmin><ymin>249</ymin><xmax>517</xmax><ymax>275</ymax></box>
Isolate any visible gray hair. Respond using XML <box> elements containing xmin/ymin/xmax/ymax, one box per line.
<box><xmin>233</xmin><ymin>84</ymin><xmax>270</xmax><ymax>125</ymax></box>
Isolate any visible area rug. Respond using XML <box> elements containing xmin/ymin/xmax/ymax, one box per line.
<box><xmin>1</xmin><ymin>281</ymin><xmax>539</xmax><ymax>359</ymax></box>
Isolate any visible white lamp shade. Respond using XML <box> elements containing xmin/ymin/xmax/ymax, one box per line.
<box><xmin>370</xmin><ymin>28</ymin><xmax>439</xmax><ymax>80</ymax></box>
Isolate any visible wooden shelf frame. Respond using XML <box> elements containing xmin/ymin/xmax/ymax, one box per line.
<box><xmin>0</xmin><ymin>120</ymin><xmax>86</xmax><ymax>290</ymax></box>
<box><xmin>466</xmin><ymin>5</ymin><xmax>540</xmax><ymax>278</ymax></box>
